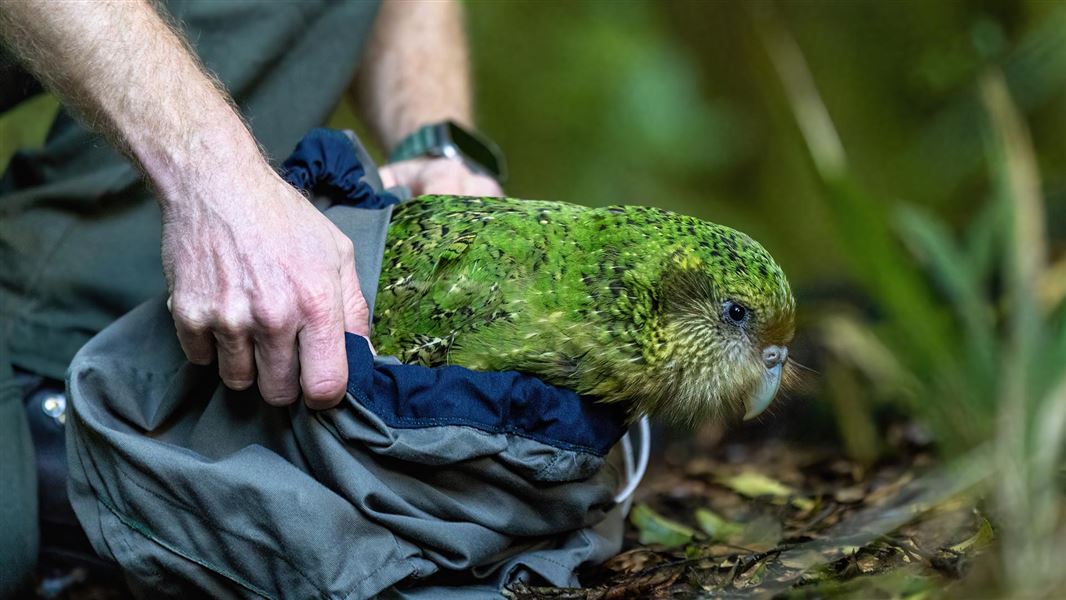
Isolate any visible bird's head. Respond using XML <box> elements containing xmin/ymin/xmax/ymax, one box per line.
<box><xmin>614</xmin><ymin>223</ymin><xmax>796</xmax><ymax>426</ymax></box>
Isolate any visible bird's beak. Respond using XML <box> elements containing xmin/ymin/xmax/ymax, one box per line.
<box><xmin>744</xmin><ymin>362</ymin><xmax>783</xmax><ymax>421</ymax></box>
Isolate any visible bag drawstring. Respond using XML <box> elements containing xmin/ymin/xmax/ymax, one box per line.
<box><xmin>614</xmin><ymin>415</ymin><xmax>651</xmax><ymax>511</ymax></box>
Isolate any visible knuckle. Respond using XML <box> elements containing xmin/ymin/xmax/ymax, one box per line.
<box><xmin>300</xmin><ymin>285</ymin><xmax>337</xmax><ymax>319</ymax></box>
<box><xmin>252</xmin><ymin>301</ymin><xmax>293</xmax><ymax>332</ymax></box>
<box><xmin>215</xmin><ymin>307</ymin><xmax>251</xmax><ymax>337</ymax></box>
<box><xmin>170</xmin><ymin>301</ymin><xmax>211</xmax><ymax>333</ymax></box>
<box><xmin>338</xmin><ymin>238</ymin><xmax>355</xmax><ymax>261</ymax></box>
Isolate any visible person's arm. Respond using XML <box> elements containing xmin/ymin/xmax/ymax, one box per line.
<box><xmin>0</xmin><ymin>0</ymin><xmax>365</xmax><ymax>409</ymax></box>
<box><xmin>355</xmin><ymin>0</ymin><xmax>502</xmax><ymax>196</ymax></box>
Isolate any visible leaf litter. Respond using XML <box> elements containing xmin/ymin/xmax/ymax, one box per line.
<box><xmin>506</xmin><ymin>424</ymin><xmax>993</xmax><ymax>599</ymax></box>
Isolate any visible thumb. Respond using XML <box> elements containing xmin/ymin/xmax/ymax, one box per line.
<box><xmin>379</xmin><ymin>159</ymin><xmax>427</xmax><ymax>195</ymax></box>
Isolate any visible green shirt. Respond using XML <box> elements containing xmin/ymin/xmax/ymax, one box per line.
<box><xmin>0</xmin><ymin>0</ymin><xmax>381</xmax><ymax>379</ymax></box>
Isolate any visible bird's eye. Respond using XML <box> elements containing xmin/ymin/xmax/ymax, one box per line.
<box><xmin>726</xmin><ymin>301</ymin><xmax>749</xmax><ymax>323</ymax></box>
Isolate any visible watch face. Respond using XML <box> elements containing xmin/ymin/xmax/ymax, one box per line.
<box><xmin>447</xmin><ymin>121</ymin><xmax>503</xmax><ymax>178</ymax></box>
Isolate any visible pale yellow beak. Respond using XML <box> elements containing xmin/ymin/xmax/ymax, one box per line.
<box><xmin>744</xmin><ymin>345</ymin><xmax>788</xmax><ymax>420</ymax></box>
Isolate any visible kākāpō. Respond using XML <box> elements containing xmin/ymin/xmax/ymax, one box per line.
<box><xmin>373</xmin><ymin>195</ymin><xmax>796</xmax><ymax>426</ymax></box>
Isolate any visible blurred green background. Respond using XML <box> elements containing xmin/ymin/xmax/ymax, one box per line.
<box><xmin>4</xmin><ymin>0</ymin><xmax>1066</xmax><ymax>592</ymax></box>
<box><xmin>459</xmin><ymin>0</ymin><xmax>1066</xmax><ymax>288</ymax></box>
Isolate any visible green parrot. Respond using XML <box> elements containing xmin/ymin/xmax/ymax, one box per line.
<box><xmin>373</xmin><ymin>195</ymin><xmax>796</xmax><ymax>426</ymax></box>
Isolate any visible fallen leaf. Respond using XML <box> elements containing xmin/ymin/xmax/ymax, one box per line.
<box><xmin>857</xmin><ymin>552</ymin><xmax>880</xmax><ymax>573</ymax></box>
<box><xmin>718</xmin><ymin>472</ymin><xmax>793</xmax><ymax>498</ymax></box>
<box><xmin>734</xmin><ymin>514</ymin><xmax>783</xmax><ymax>552</ymax></box>
<box><xmin>629</xmin><ymin>503</ymin><xmax>696</xmax><ymax>548</ymax></box>
<box><xmin>717</xmin><ymin>472</ymin><xmax>815</xmax><ymax>511</ymax></box>
<box><xmin>602</xmin><ymin>548</ymin><xmax>663</xmax><ymax>574</ymax></box>
<box><xmin>833</xmin><ymin>484</ymin><xmax>867</xmax><ymax>504</ymax></box>
<box><xmin>694</xmin><ymin>508</ymin><xmax>743</xmax><ymax>541</ymax></box>
<box><xmin>779</xmin><ymin>549</ymin><xmax>825</xmax><ymax>570</ymax></box>
<box><xmin>948</xmin><ymin>515</ymin><xmax>994</xmax><ymax>554</ymax></box>
<box><xmin>732</xmin><ymin>557</ymin><xmax>768</xmax><ymax>588</ymax></box>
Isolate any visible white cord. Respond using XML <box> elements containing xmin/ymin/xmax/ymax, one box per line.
<box><xmin>613</xmin><ymin>415</ymin><xmax>651</xmax><ymax>509</ymax></box>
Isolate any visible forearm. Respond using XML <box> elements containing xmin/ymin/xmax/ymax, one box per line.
<box><xmin>354</xmin><ymin>0</ymin><xmax>473</xmax><ymax>150</ymax></box>
<box><xmin>2</xmin><ymin>0</ymin><xmax>369</xmax><ymax>406</ymax></box>
<box><xmin>0</xmin><ymin>0</ymin><xmax>266</xmax><ymax>207</ymax></box>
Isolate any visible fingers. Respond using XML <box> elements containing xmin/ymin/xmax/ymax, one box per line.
<box><xmin>381</xmin><ymin>157</ymin><xmax>503</xmax><ymax>197</ymax></box>
<box><xmin>215</xmin><ymin>330</ymin><xmax>256</xmax><ymax>390</ymax></box>
<box><xmin>420</xmin><ymin>171</ymin><xmax>501</xmax><ymax>196</ymax></box>
<box><xmin>296</xmin><ymin>285</ymin><xmax>349</xmax><ymax>410</ymax></box>
<box><xmin>337</xmin><ymin>238</ymin><xmax>371</xmax><ymax>338</ymax></box>
<box><xmin>172</xmin><ymin>300</ymin><xmax>217</xmax><ymax>366</ymax></box>
<box><xmin>171</xmin><ymin>292</ymin><xmax>347</xmax><ymax>408</ymax></box>
<box><xmin>252</xmin><ymin>303</ymin><xmax>301</xmax><ymax>406</ymax></box>
<box><xmin>212</xmin><ymin>303</ymin><xmax>257</xmax><ymax>390</ymax></box>
<box><xmin>171</xmin><ymin>296</ymin><xmax>264</xmax><ymax>393</ymax></box>
<box><xmin>460</xmin><ymin>175</ymin><xmax>503</xmax><ymax>197</ymax></box>
<box><xmin>253</xmin><ymin>341</ymin><xmax>299</xmax><ymax>405</ymax></box>
<box><xmin>163</xmin><ymin>182</ymin><xmax>362</xmax><ymax>411</ymax></box>
<box><xmin>377</xmin><ymin>161</ymin><xmax>417</xmax><ymax>193</ymax></box>
<box><xmin>170</xmin><ymin>268</ymin><xmax>352</xmax><ymax>409</ymax></box>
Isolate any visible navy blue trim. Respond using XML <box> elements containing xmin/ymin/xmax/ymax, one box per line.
<box><xmin>282</xmin><ymin>128</ymin><xmax>399</xmax><ymax>208</ymax></box>
<box><xmin>344</xmin><ymin>334</ymin><xmax>627</xmax><ymax>456</ymax></box>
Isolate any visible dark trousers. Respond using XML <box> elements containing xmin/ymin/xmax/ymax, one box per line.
<box><xmin>0</xmin><ymin>367</ymin><xmax>107</xmax><ymax>598</ymax></box>
<box><xmin>0</xmin><ymin>360</ymin><xmax>37</xmax><ymax>597</ymax></box>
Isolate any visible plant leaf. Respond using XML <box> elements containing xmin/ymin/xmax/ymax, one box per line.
<box><xmin>694</xmin><ymin>508</ymin><xmax>743</xmax><ymax>541</ymax></box>
<box><xmin>629</xmin><ymin>503</ymin><xmax>696</xmax><ymax>548</ymax></box>
<box><xmin>717</xmin><ymin>472</ymin><xmax>814</xmax><ymax>511</ymax></box>
<box><xmin>949</xmin><ymin>515</ymin><xmax>995</xmax><ymax>554</ymax></box>
<box><xmin>895</xmin><ymin>204</ymin><xmax>996</xmax><ymax>375</ymax></box>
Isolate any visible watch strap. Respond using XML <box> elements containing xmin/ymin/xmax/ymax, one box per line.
<box><xmin>388</xmin><ymin>121</ymin><xmax>506</xmax><ymax>182</ymax></box>
<box><xmin>388</xmin><ymin>124</ymin><xmax>446</xmax><ymax>164</ymax></box>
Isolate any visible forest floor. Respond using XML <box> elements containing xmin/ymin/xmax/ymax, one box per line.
<box><xmin>510</xmin><ymin>421</ymin><xmax>994</xmax><ymax>599</ymax></box>
<box><xmin>38</xmin><ymin>421</ymin><xmax>994</xmax><ymax>600</ymax></box>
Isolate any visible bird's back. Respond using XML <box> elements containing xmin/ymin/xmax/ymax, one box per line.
<box><xmin>374</xmin><ymin>195</ymin><xmax>716</xmax><ymax>375</ymax></box>
<box><xmin>375</xmin><ymin>195</ymin><xmax>596</xmax><ymax>369</ymax></box>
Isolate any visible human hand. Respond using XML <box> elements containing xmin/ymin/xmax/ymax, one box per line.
<box><xmin>379</xmin><ymin>157</ymin><xmax>503</xmax><ymax>197</ymax></box>
<box><xmin>161</xmin><ymin>164</ymin><xmax>368</xmax><ymax>409</ymax></box>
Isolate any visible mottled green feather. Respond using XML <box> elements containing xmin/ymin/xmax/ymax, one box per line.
<box><xmin>374</xmin><ymin>195</ymin><xmax>795</xmax><ymax>425</ymax></box>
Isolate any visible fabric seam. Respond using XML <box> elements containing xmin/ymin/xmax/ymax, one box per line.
<box><xmin>93</xmin><ymin>494</ymin><xmax>276</xmax><ymax>599</ymax></box>
<box><xmin>107</xmin><ymin>462</ymin><xmax>330</xmax><ymax>598</ymax></box>
<box><xmin>346</xmin><ymin>381</ymin><xmax>611</xmax><ymax>457</ymax></box>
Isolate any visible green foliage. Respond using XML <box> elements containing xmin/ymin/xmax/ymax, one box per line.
<box><xmin>0</xmin><ymin>93</ymin><xmax>58</xmax><ymax>174</ymax></box>
<box><xmin>716</xmin><ymin>471</ymin><xmax>814</xmax><ymax>511</ymax></box>
<box><xmin>630</xmin><ymin>503</ymin><xmax>696</xmax><ymax>548</ymax></box>
<box><xmin>464</xmin><ymin>1</ymin><xmax>1066</xmax><ymax>288</ymax></box>
<box><xmin>756</xmin><ymin>4</ymin><xmax>1066</xmax><ymax>591</ymax></box>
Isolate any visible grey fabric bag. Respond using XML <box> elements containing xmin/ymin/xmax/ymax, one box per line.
<box><xmin>64</xmin><ymin>138</ymin><xmax>630</xmax><ymax>599</ymax></box>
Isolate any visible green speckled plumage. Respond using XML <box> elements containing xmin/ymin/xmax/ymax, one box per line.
<box><xmin>374</xmin><ymin>195</ymin><xmax>795</xmax><ymax>425</ymax></box>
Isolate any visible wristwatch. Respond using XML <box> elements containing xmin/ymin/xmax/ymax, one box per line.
<box><xmin>388</xmin><ymin>120</ymin><xmax>507</xmax><ymax>183</ymax></box>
